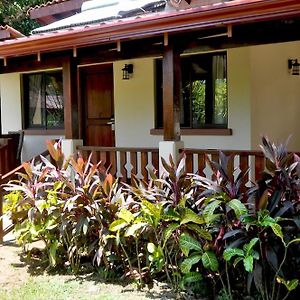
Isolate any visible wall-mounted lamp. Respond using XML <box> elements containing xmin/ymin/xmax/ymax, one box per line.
<box><xmin>122</xmin><ymin>64</ymin><xmax>134</xmax><ymax>80</ymax></box>
<box><xmin>288</xmin><ymin>59</ymin><xmax>300</xmax><ymax>75</ymax></box>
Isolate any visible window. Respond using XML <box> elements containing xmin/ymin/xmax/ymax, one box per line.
<box><xmin>155</xmin><ymin>52</ymin><xmax>228</xmax><ymax>129</ymax></box>
<box><xmin>23</xmin><ymin>71</ymin><xmax>64</xmax><ymax>129</ymax></box>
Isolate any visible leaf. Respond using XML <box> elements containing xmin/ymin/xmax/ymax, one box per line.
<box><xmin>142</xmin><ymin>200</ymin><xmax>161</xmax><ymax>220</ymax></box>
<box><xmin>186</xmin><ymin>224</ymin><xmax>212</xmax><ymax>241</ymax></box>
<box><xmin>163</xmin><ymin>222</ymin><xmax>180</xmax><ymax>246</ymax></box>
<box><xmin>109</xmin><ymin>219</ymin><xmax>127</xmax><ymax>232</ymax></box>
<box><xmin>124</xmin><ymin>222</ymin><xmax>147</xmax><ymax>237</ymax></box>
<box><xmin>227</xmin><ymin>199</ymin><xmax>247</xmax><ymax>218</ymax></box>
<box><xmin>179</xmin><ymin>233</ymin><xmax>202</xmax><ymax>256</ymax></box>
<box><xmin>147</xmin><ymin>242</ymin><xmax>156</xmax><ymax>254</ymax></box>
<box><xmin>180</xmin><ymin>208</ymin><xmax>205</xmax><ymax>225</ymax></box>
<box><xmin>233</xmin><ymin>257</ymin><xmax>243</xmax><ymax>268</ymax></box>
<box><xmin>181</xmin><ymin>254</ymin><xmax>202</xmax><ymax>274</ymax></box>
<box><xmin>22</xmin><ymin>162</ymin><xmax>33</xmax><ymax>180</ymax></box>
<box><xmin>253</xmin><ymin>262</ymin><xmax>263</xmax><ymax>292</ymax></box>
<box><xmin>223</xmin><ymin>229</ymin><xmax>243</xmax><ymax>240</ymax></box>
<box><xmin>49</xmin><ymin>240</ymin><xmax>58</xmax><ymax>267</ymax></box>
<box><xmin>223</xmin><ymin>248</ymin><xmax>244</xmax><ymax>261</ymax></box>
<box><xmin>284</xmin><ymin>279</ymin><xmax>299</xmax><ymax>291</ymax></box>
<box><xmin>202</xmin><ymin>251</ymin><xmax>219</xmax><ymax>271</ymax></box>
<box><xmin>181</xmin><ymin>272</ymin><xmax>202</xmax><ymax>287</ymax></box>
<box><xmin>82</xmin><ymin>217</ymin><xmax>89</xmax><ymax>235</ymax></box>
<box><xmin>258</xmin><ymin>189</ymin><xmax>269</xmax><ymax>210</ymax></box>
<box><xmin>203</xmin><ymin>200</ymin><xmax>221</xmax><ymax>223</ymax></box>
<box><xmin>243</xmin><ymin>255</ymin><xmax>254</xmax><ymax>272</ymax></box>
<box><xmin>118</xmin><ymin>208</ymin><xmax>135</xmax><ymax>224</ymax></box>
<box><xmin>243</xmin><ymin>238</ymin><xmax>259</xmax><ymax>256</ymax></box>
<box><xmin>35</xmin><ymin>200</ymin><xmax>48</xmax><ymax>213</ymax></box>
<box><xmin>287</xmin><ymin>237</ymin><xmax>300</xmax><ymax>247</ymax></box>
<box><xmin>271</xmin><ymin>223</ymin><xmax>283</xmax><ymax>241</ymax></box>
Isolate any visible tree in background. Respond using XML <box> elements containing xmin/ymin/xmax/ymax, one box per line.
<box><xmin>0</xmin><ymin>0</ymin><xmax>48</xmax><ymax>35</ymax></box>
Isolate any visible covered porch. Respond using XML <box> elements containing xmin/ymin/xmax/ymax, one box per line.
<box><xmin>0</xmin><ymin>0</ymin><xmax>300</xmax><ymax>178</ymax></box>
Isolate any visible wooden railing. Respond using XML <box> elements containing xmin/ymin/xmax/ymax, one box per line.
<box><xmin>0</xmin><ymin>149</ymin><xmax>50</xmax><ymax>243</ymax></box>
<box><xmin>77</xmin><ymin>146</ymin><xmax>159</xmax><ymax>183</ymax></box>
<box><xmin>183</xmin><ymin>148</ymin><xmax>265</xmax><ymax>186</ymax></box>
<box><xmin>0</xmin><ymin>138</ymin><xmax>19</xmax><ymax>175</ymax></box>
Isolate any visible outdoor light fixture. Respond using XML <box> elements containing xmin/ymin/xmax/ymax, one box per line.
<box><xmin>288</xmin><ymin>59</ymin><xmax>300</xmax><ymax>75</ymax></box>
<box><xmin>122</xmin><ymin>64</ymin><xmax>133</xmax><ymax>80</ymax></box>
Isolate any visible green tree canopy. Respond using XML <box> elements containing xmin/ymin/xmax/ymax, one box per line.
<box><xmin>0</xmin><ymin>0</ymin><xmax>48</xmax><ymax>35</ymax></box>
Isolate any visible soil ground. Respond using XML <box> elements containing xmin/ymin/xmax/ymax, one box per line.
<box><xmin>0</xmin><ymin>240</ymin><xmax>200</xmax><ymax>300</ymax></box>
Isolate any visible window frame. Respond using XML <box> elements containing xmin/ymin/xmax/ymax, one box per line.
<box><xmin>154</xmin><ymin>51</ymin><xmax>228</xmax><ymax>131</ymax></box>
<box><xmin>22</xmin><ymin>70</ymin><xmax>64</xmax><ymax>131</ymax></box>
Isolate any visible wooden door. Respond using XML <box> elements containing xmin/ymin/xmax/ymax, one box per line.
<box><xmin>81</xmin><ymin>64</ymin><xmax>115</xmax><ymax>146</ymax></box>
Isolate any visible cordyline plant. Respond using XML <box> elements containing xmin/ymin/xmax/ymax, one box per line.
<box><xmin>4</xmin><ymin>140</ymin><xmax>127</xmax><ymax>273</ymax></box>
<box><xmin>3</xmin><ymin>137</ymin><xmax>300</xmax><ymax>300</ymax></box>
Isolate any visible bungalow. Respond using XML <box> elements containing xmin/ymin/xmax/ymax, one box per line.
<box><xmin>0</xmin><ymin>0</ymin><xmax>300</xmax><ymax>179</ymax></box>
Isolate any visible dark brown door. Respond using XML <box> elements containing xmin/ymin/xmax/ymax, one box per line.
<box><xmin>81</xmin><ymin>64</ymin><xmax>115</xmax><ymax>146</ymax></box>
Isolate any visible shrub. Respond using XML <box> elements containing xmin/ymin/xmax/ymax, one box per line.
<box><xmin>4</xmin><ymin>137</ymin><xmax>300</xmax><ymax>300</ymax></box>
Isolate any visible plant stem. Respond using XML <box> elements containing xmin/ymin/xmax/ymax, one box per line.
<box><xmin>271</xmin><ymin>246</ymin><xmax>287</xmax><ymax>300</ymax></box>
<box><xmin>225</xmin><ymin>262</ymin><xmax>233</xmax><ymax>300</ymax></box>
<box><xmin>120</xmin><ymin>240</ymin><xmax>133</xmax><ymax>272</ymax></box>
<box><xmin>135</xmin><ymin>238</ymin><xmax>143</xmax><ymax>288</ymax></box>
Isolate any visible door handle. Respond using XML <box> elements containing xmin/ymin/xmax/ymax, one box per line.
<box><xmin>107</xmin><ymin>118</ymin><xmax>115</xmax><ymax>131</ymax></box>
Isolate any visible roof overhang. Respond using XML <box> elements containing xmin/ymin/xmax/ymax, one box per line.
<box><xmin>29</xmin><ymin>0</ymin><xmax>84</xmax><ymax>25</ymax></box>
<box><xmin>1</xmin><ymin>0</ymin><xmax>300</xmax><ymax>59</ymax></box>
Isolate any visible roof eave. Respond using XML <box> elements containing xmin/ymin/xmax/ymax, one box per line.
<box><xmin>1</xmin><ymin>0</ymin><xmax>300</xmax><ymax>58</ymax></box>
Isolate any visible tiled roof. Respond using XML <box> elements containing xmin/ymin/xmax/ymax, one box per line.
<box><xmin>32</xmin><ymin>0</ymin><xmax>167</xmax><ymax>34</ymax></box>
<box><xmin>29</xmin><ymin>0</ymin><xmax>77</xmax><ymax>11</ymax></box>
<box><xmin>0</xmin><ymin>26</ymin><xmax>25</xmax><ymax>41</ymax></box>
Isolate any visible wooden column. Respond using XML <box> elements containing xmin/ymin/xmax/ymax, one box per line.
<box><xmin>162</xmin><ymin>43</ymin><xmax>181</xmax><ymax>141</ymax></box>
<box><xmin>63</xmin><ymin>56</ymin><xmax>79</xmax><ymax>139</ymax></box>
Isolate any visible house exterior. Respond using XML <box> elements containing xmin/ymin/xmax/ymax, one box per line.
<box><xmin>0</xmin><ymin>0</ymin><xmax>300</xmax><ymax>168</ymax></box>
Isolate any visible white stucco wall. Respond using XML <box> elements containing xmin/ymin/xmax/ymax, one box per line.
<box><xmin>0</xmin><ymin>72</ymin><xmax>64</xmax><ymax>161</ymax></box>
<box><xmin>182</xmin><ymin>48</ymin><xmax>252</xmax><ymax>149</ymax></box>
<box><xmin>22</xmin><ymin>135</ymin><xmax>64</xmax><ymax>162</ymax></box>
<box><xmin>114</xmin><ymin>58</ymin><xmax>162</xmax><ymax>147</ymax></box>
<box><xmin>113</xmin><ymin>51</ymin><xmax>252</xmax><ymax>150</ymax></box>
<box><xmin>0</xmin><ymin>73</ymin><xmax>22</xmax><ymax>133</ymax></box>
<box><xmin>250</xmin><ymin>41</ymin><xmax>300</xmax><ymax>151</ymax></box>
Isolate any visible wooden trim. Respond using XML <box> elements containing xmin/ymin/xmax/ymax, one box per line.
<box><xmin>24</xmin><ymin>129</ymin><xmax>65</xmax><ymax>136</ymax></box>
<box><xmin>63</xmin><ymin>56</ymin><xmax>79</xmax><ymax>139</ymax></box>
<box><xmin>162</xmin><ymin>43</ymin><xmax>181</xmax><ymax>141</ymax></box>
<box><xmin>150</xmin><ymin>128</ymin><xmax>232</xmax><ymax>136</ymax></box>
<box><xmin>77</xmin><ymin>146</ymin><xmax>158</xmax><ymax>153</ymax></box>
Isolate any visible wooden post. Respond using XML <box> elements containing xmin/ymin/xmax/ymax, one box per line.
<box><xmin>63</xmin><ymin>56</ymin><xmax>79</xmax><ymax>139</ymax></box>
<box><xmin>0</xmin><ymin>176</ymin><xmax>3</xmax><ymax>244</ymax></box>
<box><xmin>162</xmin><ymin>43</ymin><xmax>181</xmax><ymax>141</ymax></box>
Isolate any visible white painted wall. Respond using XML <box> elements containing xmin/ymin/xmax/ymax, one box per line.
<box><xmin>0</xmin><ymin>73</ymin><xmax>22</xmax><ymax>133</ymax></box>
<box><xmin>182</xmin><ymin>48</ymin><xmax>252</xmax><ymax>150</ymax></box>
<box><xmin>0</xmin><ymin>72</ymin><xmax>64</xmax><ymax>161</ymax></box>
<box><xmin>22</xmin><ymin>135</ymin><xmax>65</xmax><ymax>161</ymax></box>
<box><xmin>114</xmin><ymin>58</ymin><xmax>162</xmax><ymax>147</ymax></box>
<box><xmin>113</xmin><ymin>50</ymin><xmax>252</xmax><ymax>150</ymax></box>
<box><xmin>250</xmin><ymin>41</ymin><xmax>300</xmax><ymax>151</ymax></box>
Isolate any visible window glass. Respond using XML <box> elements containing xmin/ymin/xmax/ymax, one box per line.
<box><xmin>24</xmin><ymin>71</ymin><xmax>64</xmax><ymax>129</ymax></box>
<box><xmin>155</xmin><ymin>52</ymin><xmax>227</xmax><ymax>129</ymax></box>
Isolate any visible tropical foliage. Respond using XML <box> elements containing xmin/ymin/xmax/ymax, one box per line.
<box><xmin>0</xmin><ymin>0</ymin><xmax>47</xmax><ymax>35</ymax></box>
<box><xmin>3</xmin><ymin>137</ymin><xmax>300</xmax><ymax>299</ymax></box>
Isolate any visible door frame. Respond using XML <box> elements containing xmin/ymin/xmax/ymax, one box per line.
<box><xmin>79</xmin><ymin>63</ymin><xmax>115</xmax><ymax>146</ymax></box>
